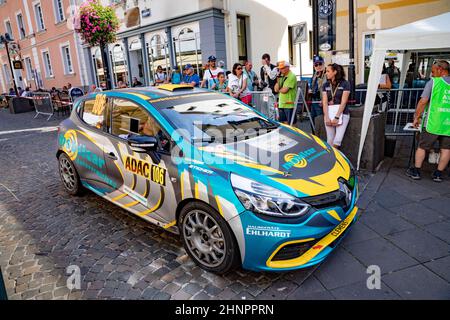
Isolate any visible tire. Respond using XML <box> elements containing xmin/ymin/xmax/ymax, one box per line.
<box><xmin>58</xmin><ymin>153</ymin><xmax>83</xmax><ymax>196</ymax></box>
<box><xmin>179</xmin><ymin>201</ymin><xmax>240</xmax><ymax>274</ymax></box>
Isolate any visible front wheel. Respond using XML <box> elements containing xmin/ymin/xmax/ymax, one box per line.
<box><xmin>58</xmin><ymin>153</ymin><xmax>83</xmax><ymax>196</ymax></box>
<box><xmin>179</xmin><ymin>202</ymin><xmax>240</xmax><ymax>274</ymax></box>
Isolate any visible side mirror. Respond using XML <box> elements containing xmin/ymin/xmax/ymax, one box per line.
<box><xmin>127</xmin><ymin>134</ymin><xmax>158</xmax><ymax>153</ymax></box>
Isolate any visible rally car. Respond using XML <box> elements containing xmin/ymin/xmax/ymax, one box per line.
<box><xmin>56</xmin><ymin>84</ymin><xmax>359</xmax><ymax>274</ymax></box>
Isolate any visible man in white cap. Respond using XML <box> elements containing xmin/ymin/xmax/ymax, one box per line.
<box><xmin>274</xmin><ymin>61</ymin><xmax>297</xmax><ymax>124</ymax></box>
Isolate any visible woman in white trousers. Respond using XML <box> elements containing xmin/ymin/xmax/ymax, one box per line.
<box><xmin>322</xmin><ymin>63</ymin><xmax>351</xmax><ymax>148</ymax></box>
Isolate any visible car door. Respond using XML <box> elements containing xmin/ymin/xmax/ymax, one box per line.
<box><xmin>102</xmin><ymin>96</ymin><xmax>178</xmax><ymax>226</ymax></box>
<box><xmin>75</xmin><ymin>96</ymin><xmax>114</xmax><ymax>193</ymax></box>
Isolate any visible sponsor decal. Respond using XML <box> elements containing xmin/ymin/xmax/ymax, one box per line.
<box><xmin>60</xmin><ymin>130</ymin><xmax>78</xmax><ymax>161</ymax></box>
<box><xmin>330</xmin><ymin>219</ymin><xmax>350</xmax><ymax>237</ymax></box>
<box><xmin>282</xmin><ymin>147</ymin><xmax>328</xmax><ymax>171</ymax></box>
<box><xmin>188</xmin><ymin>164</ymin><xmax>213</xmax><ymax>175</ymax></box>
<box><xmin>246</xmin><ymin>226</ymin><xmax>291</xmax><ymax>238</ymax></box>
<box><xmin>60</xmin><ymin>130</ymin><xmax>115</xmax><ymax>187</ymax></box>
<box><xmin>124</xmin><ymin>155</ymin><xmax>166</xmax><ymax>186</ymax></box>
<box><xmin>76</xmin><ymin>143</ymin><xmax>106</xmax><ymax>169</ymax></box>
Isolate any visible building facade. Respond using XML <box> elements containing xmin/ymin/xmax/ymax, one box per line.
<box><xmin>325</xmin><ymin>0</ymin><xmax>450</xmax><ymax>84</ymax></box>
<box><xmin>0</xmin><ymin>0</ymin><xmax>91</xmax><ymax>93</ymax></box>
<box><xmin>90</xmin><ymin>0</ymin><xmax>314</xmax><ymax>88</ymax></box>
<box><xmin>0</xmin><ymin>0</ymin><xmax>316</xmax><ymax>92</ymax></box>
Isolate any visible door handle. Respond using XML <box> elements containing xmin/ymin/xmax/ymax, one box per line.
<box><xmin>106</xmin><ymin>152</ymin><xmax>118</xmax><ymax>160</ymax></box>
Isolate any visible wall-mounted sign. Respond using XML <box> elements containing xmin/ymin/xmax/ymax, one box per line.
<box><xmin>292</xmin><ymin>22</ymin><xmax>308</xmax><ymax>44</ymax></box>
<box><xmin>318</xmin><ymin>0</ymin><xmax>335</xmax><ymax>18</ymax></box>
<box><xmin>320</xmin><ymin>43</ymin><xmax>331</xmax><ymax>51</ymax></box>
<box><xmin>332</xmin><ymin>52</ymin><xmax>350</xmax><ymax>66</ymax></box>
<box><xmin>318</xmin><ymin>0</ymin><xmax>336</xmax><ymax>52</ymax></box>
<box><xmin>141</xmin><ymin>8</ymin><xmax>151</xmax><ymax>18</ymax></box>
<box><xmin>13</xmin><ymin>61</ymin><xmax>23</xmax><ymax>70</ymax></box>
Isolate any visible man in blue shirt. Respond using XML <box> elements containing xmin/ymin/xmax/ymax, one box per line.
<box><xmin>182</xmin><ymin>64</ymin><xmax>200</xmax><ymax>87</ymax></box>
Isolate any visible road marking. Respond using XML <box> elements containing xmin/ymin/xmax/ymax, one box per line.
<box><xmin>0</xmin><ymin>183</ymin><xmax>20</xmax><ymax>202</ymax></box>
<box><xmin>0</xmin><ymin>126</ymin><xmax>58</xmax><ymax>135</ymax></box>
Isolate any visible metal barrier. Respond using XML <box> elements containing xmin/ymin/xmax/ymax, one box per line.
<box><xmin>355</xmin><ymin>87</ymin><xmax>424</xmax><ymax>136</ymax></box>
<box><xmin>32</xmin><ymin>92</ymin><xmax>54</xmax><ymax>121</ymax></box>
<box><xmin>249</xmin><ymin>91</ymin><xmax>277</xmax><ymax>120</ymax></box>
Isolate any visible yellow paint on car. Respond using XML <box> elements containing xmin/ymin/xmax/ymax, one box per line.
<box><xmin>266</xmin><ymin>206</ymin><xmax>358</xmax><ymax>269</ymax></box>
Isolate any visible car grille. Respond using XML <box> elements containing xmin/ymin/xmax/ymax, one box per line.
<box><xmin>302</xmin><ymin>189</ymin><xmax>351</xmax><ymax>212</ymax></box>
<box><xmin>271</xmin><ymin>241</ymin><xmax>314</xmax><ymax>261</ymax></box>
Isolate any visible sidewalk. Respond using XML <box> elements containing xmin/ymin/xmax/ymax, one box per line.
<box><xmin>294</xmin><ymin>137</ymin><xmax>450</xmax><ymax>299</ymax></box>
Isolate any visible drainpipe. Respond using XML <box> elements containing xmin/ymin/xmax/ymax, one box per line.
<box><xmin>223</xmin><ymin>0</ymin><xmax>233</xmax><ymax>69</ymax></box>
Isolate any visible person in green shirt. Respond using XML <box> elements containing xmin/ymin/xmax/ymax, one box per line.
<box><xmin>274</xmin><ymin>61</ymin><xmax>297</xmax><ymax>124</ymax></box>
<box><xmin>407</xmin><ymin>60</ymin><xmax>450</xmax><ymax>182</ymax></box>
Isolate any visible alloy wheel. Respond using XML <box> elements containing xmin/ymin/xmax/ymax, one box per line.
<box><xmin>182</xmin><ymin>210</ymin><xmax>226</xmax><ymax>268</ymax></box>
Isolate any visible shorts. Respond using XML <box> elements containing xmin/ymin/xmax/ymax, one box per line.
<box><xmin>240</xmin><ymin>95</ymin><xmax>252</xmax><ymax>105</ymax></box>
<box><xmin>418</xmin><ymin>130</ymin><xmax>450</xmax><ymax>150</ymax></box>
<box><xmin>278</xmin><ymin>108</ymin><xmax>295</xmax><ymax>124</ymax></box>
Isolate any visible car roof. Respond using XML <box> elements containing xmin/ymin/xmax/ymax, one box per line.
<box><xmin>101</xmin><ymin>85</ymin><xmax>211</xmax><ymax>101</ymax></box>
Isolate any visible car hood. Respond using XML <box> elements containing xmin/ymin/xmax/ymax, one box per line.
<box><xmin>195</xmin><ymin>125</ymin><xmax>352</xmax><ymax>198</ymax></box>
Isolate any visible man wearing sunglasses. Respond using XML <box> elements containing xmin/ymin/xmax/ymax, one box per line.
<box><xmin>309</xmin><ymin>55</ymin><xmax>327</xmax><ymax>120</ymax></box>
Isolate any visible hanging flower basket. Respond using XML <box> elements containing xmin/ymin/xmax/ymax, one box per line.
<box><xmin>74</xmin><ymin>0</ymin><xmax>120</xmax><ymax>47</ymax></box>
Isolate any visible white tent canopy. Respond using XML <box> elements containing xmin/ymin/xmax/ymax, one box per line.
<box><xmin>357</xmin><ymin>12</ymin><xmax>450</xmax><ymax>169</ymax></box>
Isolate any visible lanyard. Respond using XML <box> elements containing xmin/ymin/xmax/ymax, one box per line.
<box><xmin>330</xmin><ymin>81</ymin><xmax>341</xmax><ymax>103</ymax></box>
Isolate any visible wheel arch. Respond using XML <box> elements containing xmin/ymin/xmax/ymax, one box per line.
<box><xmin>175</xmin><ymin>198</ymin><xmax>243</xmax><ymax>265</ymax></box>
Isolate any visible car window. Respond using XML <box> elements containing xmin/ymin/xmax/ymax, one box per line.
<box><xmin>110</xmin><ymin>98</ymin><xmax>171</xmax><ymax>153</ymax></box>
<box><xmin>157</xmin><ymin>98</ymin><xmax>278</xmax><ymax>144</ymax></box>
<box><xmin>81</xmin><ymin>95</ymin><xmax>108</xmax><ymax>131</ymax></box>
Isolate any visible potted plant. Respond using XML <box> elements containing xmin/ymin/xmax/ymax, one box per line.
<box><xmin>74</xmin><ymin>0</ymin><xmax>120</xmax><ymax>90</ymax></box>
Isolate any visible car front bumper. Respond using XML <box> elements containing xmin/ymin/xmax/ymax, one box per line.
<box><xmin>231</xmin><ymin>181</ymin><xmax>359</xmax><ymax>272</ymax></box>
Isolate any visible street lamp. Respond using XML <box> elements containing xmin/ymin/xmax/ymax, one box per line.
<box><xmin>0</xmin><ymin>33</ymin><xmax>19</xmax><ymax>97</ymax></box>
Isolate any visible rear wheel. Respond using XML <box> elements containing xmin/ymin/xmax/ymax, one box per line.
<box><xmin>179</xmin><ymin>202</ymin><xmax>240</xmax><ymax>274</ymax></box>
<box><xmin>58</xmin><ymin>153</ymin><xmax>83</xmax><ymax>196</ymax></box>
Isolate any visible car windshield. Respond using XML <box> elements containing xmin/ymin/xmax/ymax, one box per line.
<box><xmin>157</xmin><ymin>96</ymin><xmax>278</xmax><ymax>144</ymax></box>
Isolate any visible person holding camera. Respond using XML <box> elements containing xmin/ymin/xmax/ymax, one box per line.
<box><xmin>274</xmin><ymin>61</ymin><xmax>297</xmax><ymax>124</ymax></box>
<box><xmin>260</xmin><ymin>53</ymin><xmax>278</xmax><ymax>94</ymax></box>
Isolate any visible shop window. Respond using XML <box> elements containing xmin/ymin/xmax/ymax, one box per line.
<box><xmin>237</xmin><ymin>15</ymin><xmax>249</xmax><ymax>63</ymax></box>
<box><xmin>173</xmin><ymin>27</ymin><xmax>202</xmax><ymax>77</ymax></box>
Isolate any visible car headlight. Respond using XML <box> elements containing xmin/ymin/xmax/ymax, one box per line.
<box><xmin>230</xmin><ymin>173</ymin><xmax>310</xmax><ymax>217</ymax></box>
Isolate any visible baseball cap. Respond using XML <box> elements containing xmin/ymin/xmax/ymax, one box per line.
<box><xmin>184</xmin><ymin>64</ymin><xmax>193</xmax><ymax>70</ymax></box>
<box><xmin>313</xmin><ymin>55</ymin><xmax>324</xmax><ymax>64</ymax></box>
<box><xmin>277</xmin><ymin>60</ymin><xmax>291</xmax><ymax>69</ymax></box>
<box><xmin>208</xmin><ymin>55</ymin><xmax>217</xmax><ymax>61</ymax></box>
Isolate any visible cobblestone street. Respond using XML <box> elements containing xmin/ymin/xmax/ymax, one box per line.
<box><xmin>1</xmin><ymin>109</ymin><xmax>449</xmax><ymax>300</ymax></box>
